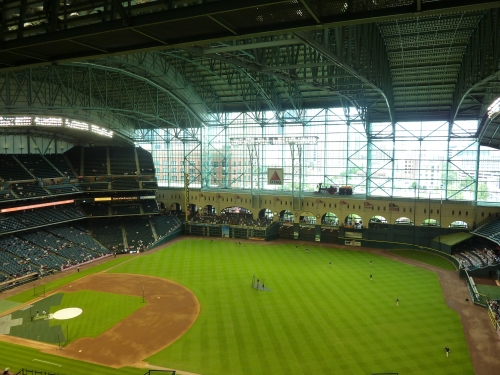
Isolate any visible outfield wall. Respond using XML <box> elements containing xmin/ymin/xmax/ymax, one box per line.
<box><xmin>158</xmin><ymin>189</ymin><xmax>500</xmax><ymax>229</ymax></box>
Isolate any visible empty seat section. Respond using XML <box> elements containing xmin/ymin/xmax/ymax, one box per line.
<box><xmin>64</xmin><ymin>147</ymin><xmax>82</xmax><ymax>176</ymax></box>
<box><xmin>47</xmin><ymin>226</ymin><xmax>108</xmax><ymax>254</ymax></box>
<box><xmin>11</xmin><ymin>182</ymin><xmax>49</xmax><ymax>198</ymax></box>
<box><xmin>109</xmin><ymin>147</ymin><xmax>137</xmax><ymax>175</ymax></box>
<box><xmin>150</xmin><ymin>215</ymin><xmax>182</xmax><ymax>237</ymax></box>
<box><xmin>79</xmin><ymin>182</ymin><xmax>110</xmax><ymax>191</ymax></box>
<box><xmin>46</xmin><ymin>184</ymin><xmax>80</xmax><ymax>195</ymax></box>
<box><xmin>136</xmin><ymin>147</ymin><xmax>155</xmax><ymax>175</ymax></box>
<box><xmin>0</xmin><ymin>246</ymin><xmax>32</xmax><ymax>278</ymax></box>
<box><xmin>0</xmin><ymin>155</ymin><xmax>33</xmax><ymax>181</ymax></box>
<box><xmin>15</xmin><ymin>154</ymin><xmax>62</xmax><ymax>179</ymax></box>
<box><xmin>15</xmin><ymin>211</ymin><xmax>48</xmax><ymax>227</ymax></box>
<box><xmin>44</xmin><ymin>154</ymin><xmax>77</xmax><ymax>177</ymax></box>
<box><xmin>57</xmin><ymin>206</ymin><xmax>85</xmax><ymax>220</ymax></box>
<box><xmin>142</xmin><ymin>201</ymin><xmax>159</xmax><ymax>213</ymax></box>
<box><xmin>90</xmin><ymin>219</ymin><xmax>125</xmax><ymax>251</ymax></box>
<box><xmin>0</xmin><ymin>189</ymin><xmax>16</xmax><ymax>201</ymax></box>
<box><xmin>0</xmin><ymin>216</ymin><xmax>25</xmax><ymax>233</ymax></box>
<box><xmin>83</xmin><ymin>147</ymin><xmax>107</xmax><ymax>175</ymax></box>
<box><xmin>111</xmin><ymin>204</ymin><xmax>141</xmax><ymax>216</ymax></box>
<box><xmin>4</xmin><ymin>234</ymin><xmax>66</xmax><ymax>271</ymax></box>
<box><xmin>82</xmin><ymin>202</ymin><xmax>110</xmax><ymax>217</ymax></box>
<box><xmin>122</xmin><ymin>217</ymin><xmax>154</xmax><ymax>250</ymax></box>
<box><xmin>111</xmin><ymin>179</ymin><xmax>140</xmax><ymax>190</ymax></box>
<box><xmin>141</xmin><ymin>181</ymin><xmax>158</xmax><ymax>189</ymax></box>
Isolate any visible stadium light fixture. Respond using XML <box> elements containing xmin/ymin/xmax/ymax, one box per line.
<box><xmin>487</xmin><ymin>97</ymin><xmax>500</xmax><ymax>118</ymax></box>
<box><xmin>0</xmin><ymin>116</ymin><xmax>113</xmax><ymax>138</ymax></box>
<box><xmin>229</xmin><ymin>136</ymin><xmax>318</xmax><ymax>146</ymax></box>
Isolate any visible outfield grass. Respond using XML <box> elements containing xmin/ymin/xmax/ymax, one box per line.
<box><xmin>389</xmin><ymin>249</ymin><xmax>456</xmax><ymax>270</ymax></box>
<box><xmin>48</xmin><ymin>290</ymin><xmax>143</xmax><ymax>343</ymax></box>
<box><xmin>0</xmin><ymin>240</ymin><xmax>473</xmax><ymax>375</ymax></box>
<box><xmin>106</xmin><ymin>239</ymin><xmax>472</xmax><ymax>375</ymax></box>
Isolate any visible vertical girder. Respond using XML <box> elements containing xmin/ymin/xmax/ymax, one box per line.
<box><xmin>451</xmin><ymin>8</ymin><xmax>500</xmax><ymax>123</ymax></box>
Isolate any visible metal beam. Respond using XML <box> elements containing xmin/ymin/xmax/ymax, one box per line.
<box><xmin>2</xmin><ymin>0</ymin><xmax>500</xmax><ymax>73</ymax></box>
<box><xmin>201</xmin><ymin>39</ymin><xmax>302</xmax><ymax>54</ymax></box>
<box><xmin>293</xmin><ymin>31</ymin><xmax>394</xmax><ymax>124</ymax></box>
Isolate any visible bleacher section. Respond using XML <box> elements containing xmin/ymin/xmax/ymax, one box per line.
<box><xmin>45</xmin><ymin>184</ymin><xmax>80</xmax><ymax>195</ymax></box>
<box><xmin>3</xmin><ymin>234</ymin><xmax>67</xmax><ymax>271</ymax></box>
<box><xmin>83</xmin><ymin>147</ymin><xmax>107</xmax><ymax>175</ymax></box>
<box><xmin>12</xmin><ymin>182</ymin><xmax>50</xmax><ymax>198</ymax></box>
<box><xmin>0</xmin><ymin>216</ymin><xmax>25</xmax><ymax>233</ymax></box>
<box><xmin>137</xmin><ymin>147</ymin><xmax>155</xmax><ymax>175</ymax></box>
<box><xmin>453</xmin><ymin>238</ymin><xmax>500</xmax><ymax>270</ymax></box>
<box><xmin>64</xmin><ymin>147</ymin><xmax>82</xmax><ymax>176</ymax></box>
<box><xmin>15</xmin><ymin>154</ymin><xmax>63</xmax><ymax>179</ymax></box>
<box><xmin>122</xmin><ymin>217</ymin><xmax>155</xmax><ymax>250</ymax></box>
<box><xmin>82</xmin><ymin>203</ymin><xmax>110</xmax><ymax>217</ymax></box>
<box><xmin>110</xmin><ymin>147</ymin><xmax>137</xmax><ymax>175</ymax></box>
<box><xmin>0</xmin><ymin>205</ymin><xmax>84</xmax><ymax>234</ymax></box>
<box><xmin>2</xmin><ymin>224</ymin><xmax>112</xmax><ymax>278</ymax></box>
<box><xmin>111</xmin><ymin>179</ymin><xmax>140</xmax><ymax>190</ymax></box>
<box><xmin>151</xmin><ymin>215</ymin><xmax>182</xmax><ymax>238</ymax></box>
<box><xmin>473</xmin><ymin>218</ymin><xmax>500</xmax><ymax>243</ymax></box>
<box><xmin>0</xmin><ymin>155</ymin><xmax>34</xmax><ymax>181</ymax></box>
<box><xmin>89</xmin><ymin>219</ymin><xmax>126</xmax><ymax>252</ymax></box>
<box><xmin>142</xmin><ymin>181</ymin><xmax>158</xmax><ymax>189</ymax></box>
<box><xmin>0</xmin><ymin>246</ymin><xmax>33</xmax><ymax>278</ymax></box>
<box><xmin>47</xmin><ymin>226</ymin><xmax>109</xmax><ymax>255</ymax></box>
<box><xmin>0</xmin><ymin>189</ymin><xmax>17</xmax><ymax>201</ymax></box>
<box><xmin>112</xmin><ymin>204</ymin><xmax>141</xmax><ymax>216</ymax></box>
<box><xmin>0</xmin><ymin>145</ymin><xmax>169</xmax><ymax>290</ymax></box>
<box><xmin>142</xmin><ymin>201</ymin><xmax>159</xmax><ymax>213</ymax></box>
<box><xmin>44</xmin><ymin>154</ymin><xmax>77</xmax><ymax>177</ymax></box>
<box><xmin>80</xmin><ymin>182</ymin><xmax>110</xmax><ymax>191</ymax></box>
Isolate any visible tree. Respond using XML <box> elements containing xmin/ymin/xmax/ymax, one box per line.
<box><xmin>478</xmin><ymin>182</ymin><xmax>489</xmax><ymax>201</ymax></box>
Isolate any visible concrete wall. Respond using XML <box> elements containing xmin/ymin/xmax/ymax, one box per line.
<box><xmin>156</xmin><ymin>189</ymin><xmax>500</xmax><ymax>229</ymax></box>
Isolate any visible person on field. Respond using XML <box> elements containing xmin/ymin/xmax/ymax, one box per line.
<box><xmin>445</xmin><ymin>346</ymin><xmax>450</xmax><ymax>357</ymax></box>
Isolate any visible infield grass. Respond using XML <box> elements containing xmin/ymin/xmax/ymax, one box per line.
<box><xmin>48</xmin><ymin>290</ymin><xmax>143</xmax><ymax>343</ymax></box>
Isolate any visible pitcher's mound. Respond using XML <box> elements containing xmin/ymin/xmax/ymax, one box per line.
<box><xmin>53</xmin><ymin>308</ymin><xmax>83</xmax><ymax>320</ymax></box>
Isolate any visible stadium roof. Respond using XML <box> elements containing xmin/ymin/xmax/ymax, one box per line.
<box><xmin>1</xmin><ymin>0</ymin><xmax>500</xmax><ymax>146</ymax></box>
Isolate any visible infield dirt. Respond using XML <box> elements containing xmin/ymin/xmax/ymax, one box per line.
<box><xmin>30</xmin><ymin>273</ymin><xmax>200</xmax><ymax>368</ymax></box>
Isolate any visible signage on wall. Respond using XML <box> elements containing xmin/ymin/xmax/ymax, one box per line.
<box><xmin>268</xmin><ymin>168</ymin><xmax>283</xmax><ymax>185</ymax></box>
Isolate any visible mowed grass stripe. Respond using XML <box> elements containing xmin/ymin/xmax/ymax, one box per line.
<box><xmin>109</xmin><ymin>239</ymin><xmax>473</xmax><ymax>375</ymax></box>
<box><xmin>0</xmin><ymin>239</ymin><xmax>470</xmax><ymax>375</ymax></box>
<box><xmin>0</xmin><ymin>341</ymin><xmax>140</xmax><ymax>375</ymax></box>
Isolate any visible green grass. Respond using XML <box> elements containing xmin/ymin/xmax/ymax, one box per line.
<box><xmin>106</xmin><ymin>239</ymin><xmax>472</xmax><ymax>375</ymax></box>
<box><xmin>6</xmin><ymin>257</ymin><xmax>134</xmax><ymax>304</ymax></box>
<box><xmin>48</xmin><ymin>290</ymin><xmax>143</xmax><ymax>343</ymax></box>
<box><xmin>389</xmin><ymin>249</ymin><xmax>456</xmax><ymax>270</ymax></box>
<box><xmin>476</xmin><ymin>284</ymin><xmax>500</xmax><ymax>300</ymax></box>
<box><xmin>0</xmin><ymin>240</ymin><xmax>473</xmax><ymax>375</ymax></box>
<box><xmin>433</xmin><ymin>232</ymin><xmax>473</xmax><ymax>246</ymax></box>
<box><xmin>0</xmin><ymin>341</ymin><xmax>141</xmax><ymax>375</ymax></box>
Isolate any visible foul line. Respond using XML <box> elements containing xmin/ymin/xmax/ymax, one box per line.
<box><xmin>33</xmin><ymin>359</ymin><xmax>61</xmax><ymax>367</ymax></box>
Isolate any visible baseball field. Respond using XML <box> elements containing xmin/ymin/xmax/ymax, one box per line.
<box><xmin>0</xmin><ymin>238</ymin><xmax>480</xmax><ymax>374</ymax></box>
